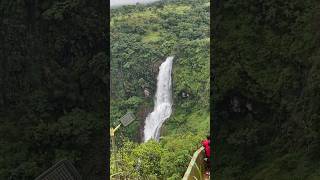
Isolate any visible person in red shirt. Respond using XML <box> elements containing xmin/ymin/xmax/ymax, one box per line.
<box><xmin>202</xmin><ymin>135</ymin><xmax>211</xmax><ymax>175</ymax></box>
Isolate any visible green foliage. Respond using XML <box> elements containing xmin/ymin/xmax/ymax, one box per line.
<box><xmin>214</xmin><ymin>0</ymin><xmax>320</xmax><ymax>179</ymax></box>
<box><xmin>131</xmin><ymin>140</ymin><xmax>164</xmax><ymax>177</ymax></box>
<box><xmin>164</xmin><ymin>107</ymin><xmax>209</xmax><ymax>136</ymax></box>
<box><xmin>110</xmin><ymin>0</ymin><xmax>209</xmax><ymax>178</ymax></box>
<box><xmin>160</xmin><ymin>133</ymin><xmax>205</xmax><ymax>178</ymax></box>
<box><xmin>111</xmin><ymin>133</ymin><xmax>205</xmax><ymax>179</ymax></box>
<box><xmin>0</xmin><ymin>0</ymin><xmax>107</xmax><ymax>179</ymax></box>
<box><xmin>110</xmin><ymin>0</ymin><xmax>210</xmax><ymax>137</ymax></box>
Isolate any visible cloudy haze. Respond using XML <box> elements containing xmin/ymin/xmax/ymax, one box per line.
<box><xmin>110</xmin><ymin>0</ymin><xmax>160</xmax><ymax>7</ymax></box>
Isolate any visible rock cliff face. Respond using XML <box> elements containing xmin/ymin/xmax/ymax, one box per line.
<box><xmin>137</xmin><ymin>103</ymin><xmax>152</xmax><ymax>142</ymax></box>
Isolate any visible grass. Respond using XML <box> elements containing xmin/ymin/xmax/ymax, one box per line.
<box><xmin>162</xmin><ymin>5</ymin><xmax>191</xmax><ymax>15</ymax></box>
<box><xmin>111</xmin><ymin>9</ymin><xmax>159</xmax><ymax>27</ymax></box>
<box><xmin>162</xmin><ymin>106</ymin><xmax>209</xmax><ymax>137</ymax></box>
<box><xmin>249</xmin><ymin>152</ymin><xmax>320</xmax><ymax>180</ymax></box>
<box><xmin>112</xmin><ymin>4</ymin><xmax>191</xmax><ymax>27</ymax></box>
<box><xmin>186</xmin><ymin>109</ymin><xmax>209</xmax><ymax>134</ymax></box>
<box><xmin>142</xmin><ymin>31</ymin><xmax>161</xmax><ymax>43</ymax></box>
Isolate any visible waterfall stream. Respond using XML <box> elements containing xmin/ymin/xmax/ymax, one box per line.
<box><xmin>143</xmin><ymin>56</ymin><xmax>173</xmax><ymax>142</ymax></box>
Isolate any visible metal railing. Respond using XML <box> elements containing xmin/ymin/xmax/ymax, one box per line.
<box><xmin>35</xmin><ymin>160</ymin><xmax>81</xmax><ymax>180</ymax></box>
<box><xmin>182</xmin><ymin>147</ymin><xmax>206</xmax><ymax>180</ymax></box>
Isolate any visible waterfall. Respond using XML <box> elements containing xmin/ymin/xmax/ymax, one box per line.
<box><xmin>143</xmin><ymin>56</ymin><xmax>174</xmax><ymax>142</ymax></box>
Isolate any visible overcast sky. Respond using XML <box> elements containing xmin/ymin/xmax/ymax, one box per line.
<box><xmin>110</xmin><ymin>0</ymin><xmax>160</xmax><ymax>7</ymax></box>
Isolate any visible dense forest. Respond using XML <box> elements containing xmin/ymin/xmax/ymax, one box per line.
<box><xmin>110</xmin><ymin>0</ymin><xmax>209</xmax><ymax>179</ymax></box>
<box><xmin>4</xmin><ymin>0</ymin><xmax>319</xmax><ymax>179</ymax></box>
<box><xmin>213</xmin><ymin>0</ymin><xmax>320</xmax><ymax>179</ymax></box>
<box><xmin>0</xmin><ymin>0</ymin><xmax>107</xmax><ymax>179</ymax></box>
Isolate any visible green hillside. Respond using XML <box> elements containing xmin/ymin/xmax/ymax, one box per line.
<box><xmin>213</xmin><ymin>0</ymin><xmax>320</xmax><ymax>179</ymax></box>
<box><xmin>110</xmin><ymin>0</ymin><xmax>210</xmax><ymax>179</ymax></box>
<box><xmin>0</xmin><ymin>1</ymin><xmax>107</xmax><ymax>179</ymax></box>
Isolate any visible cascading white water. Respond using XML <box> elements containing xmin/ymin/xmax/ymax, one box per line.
<box><xmin>143</xmin><ymin>56</ymin><xmax>174</xmax><ymax>142</ymax></box>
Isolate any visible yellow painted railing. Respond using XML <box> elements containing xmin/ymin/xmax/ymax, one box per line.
<box><xmin>182</xmin><ymin>147</ymin><xmax>206</xmax><ymax>180</ymax></box>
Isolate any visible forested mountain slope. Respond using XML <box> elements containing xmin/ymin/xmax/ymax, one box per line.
<box><xmin>110</xmin><ymin>0</ymin><xmax>210</xmax><ymax>179</ymax></box>
<box><xmin>0</xmin><ymin>1</ymin><xmax>107</xmax><ymax>179</ymax></box>
<box><xmin>213</xmin><ymin>0</ymin><xmax>320</xmax><ymax>179</ymax></box>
